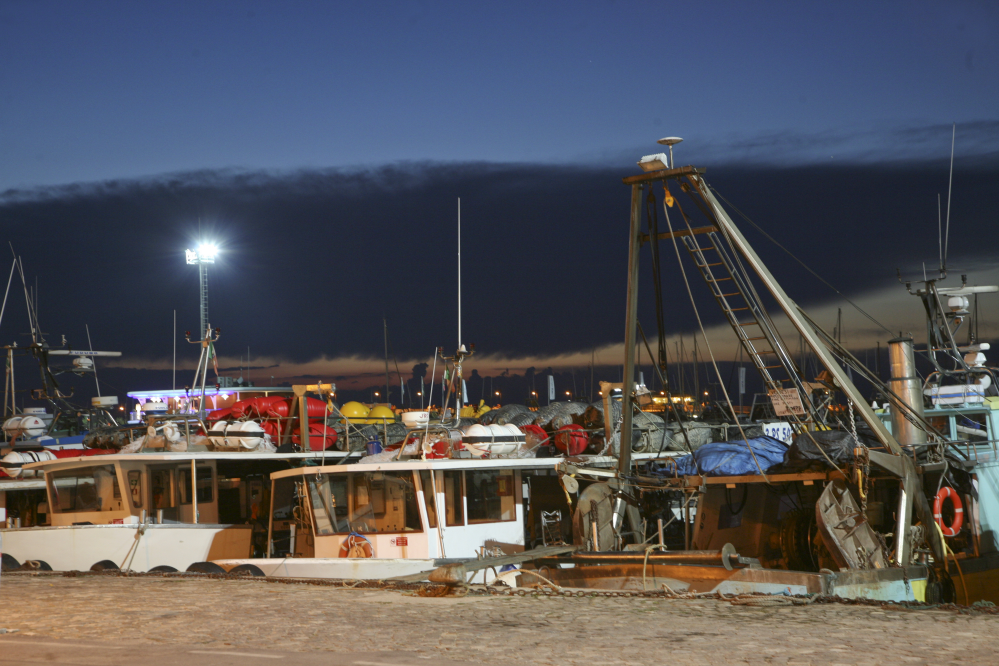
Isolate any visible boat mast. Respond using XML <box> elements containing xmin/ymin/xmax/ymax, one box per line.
<box><xmin>383</xmin><ymin>315</ymin><xmax>390</xmax><ymax>404</ymax></box>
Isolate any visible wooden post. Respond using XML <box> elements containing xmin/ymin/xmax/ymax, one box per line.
<box><xmin>295</xmin><ymin>385</ymin><xmax>310</xmax><ymax>451</ymax></box>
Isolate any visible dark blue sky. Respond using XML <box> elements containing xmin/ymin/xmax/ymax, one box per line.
<box><xmin>1</xmin><ymin>0</ymin><xmax>996</xmax><ymax>190</ymax></box>
<box><xmin>0</xmin><ymin>1</ymin><xmax>997</xmax><ymax>404</ymax></box>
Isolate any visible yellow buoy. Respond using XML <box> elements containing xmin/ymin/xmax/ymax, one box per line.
<box><xmin>368</xmin><ymin>405</ymin><xmax>396</xmax><ymax>423</ymax></box>
<box><xmin>340</xmin><ymin>401</ymin><xmax>370</xmax><ymax>420</ymax></box>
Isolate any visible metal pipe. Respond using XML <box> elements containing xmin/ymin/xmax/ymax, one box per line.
<box><xmin>887</xmin><ymin>337</ymin><xmax>927</xmax><ymax>448</ymax></box>
<box><xmin>191</xmin><ymin>459</ymin><xmax>197</xmax><ymax>524</ymax></box>
<box><xmin>619</xmin><ymin>183</ymin><xmax>643</xmax><ymax>475</ymax></box>
<box><xmin>565</xmin><ymin>550</ymin><xmax>739</xmax><ymax>566</ymax></box>
<box><xmin>657</xmin><ymin>518</ymin><xmax>664</xmax><ymax>546</ymax></box>
<box><xmin>694</xmin><ymin>176</ymin><xmax>903</xmax><ymax>456</ymax></box>
<box><xmin>266</xmin><ymin>476</ymin><xmax>275</xmax><ymax>558</ymax></box>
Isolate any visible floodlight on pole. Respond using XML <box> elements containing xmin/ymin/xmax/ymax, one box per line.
<box><xmin>186</xmin><ymin>243</ymin><xmax>217</xmax><ymax>339</ymax></box>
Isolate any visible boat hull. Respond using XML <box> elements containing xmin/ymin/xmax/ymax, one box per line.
<box><xmin>0</xmin><ymin>524</ymin><xmax>252</xmax><ymax>572</ymax></box>
<box><xmin>545</xmin><ymin>563</ymin><xmax>928</xmax><ymax>602</ymax></box>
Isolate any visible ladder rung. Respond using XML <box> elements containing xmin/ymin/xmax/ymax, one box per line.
<box><xmin>706</xmin><ymin>276</ymin><xmax>733</xmax><ymax>282</ymax></box>
<box><xmin>703</xmin><ymin>262</ymin><xmax>724</xmax><ymax>267</ymax></box>
<box><xmin>719</xmin><ymin>292</ymin><xmax>741</xmax><ymax>298</ymax></box>
<box><xmin>762</xmin><ymin>365</ymin><xmax>785</xmax><ymax>369</ymax></box>
<box><xmin>736</xmin><ymin>321</ymin><xmax>760</xmax><ymax>327</ymax></box>
<box><xmin>727</xmin><ymin>307</ymin><xmax>749</xmax><ymax>312</ymax></box>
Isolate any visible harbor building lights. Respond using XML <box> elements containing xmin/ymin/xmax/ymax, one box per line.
<box><xmin>186</xmin><ymin>242</ymin><xmax>218</xmax><ymax>339</ymax></box>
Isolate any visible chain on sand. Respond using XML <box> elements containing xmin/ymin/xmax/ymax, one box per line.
<box><xmin>12</xmin><ymin>569</ymin><xmax>998</xmax><ymax>615</ymax></box>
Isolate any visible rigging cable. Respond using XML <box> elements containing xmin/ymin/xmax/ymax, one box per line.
<box><xmin>659</xmin><ymin>182</ymin><xmax>770</xmax><ymax>482</ymax></box>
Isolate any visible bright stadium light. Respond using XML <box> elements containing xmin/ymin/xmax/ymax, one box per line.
<box><xmin>186</xmin><ymin>240</ymin><xmax>220</xmax><ymax>338</ymax></box>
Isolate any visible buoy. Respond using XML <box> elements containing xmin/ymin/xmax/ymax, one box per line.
<box><xmin>554</xmin><ymin>424</ymin><xmax>589</xmax><ymax>456</ymax></box>
<box><xmin>206</xmin><ymin>407</ymin><xmax>233</xmax><ymax>422</ymax></box>
<box><xmin>519</xmin><ymin>424</ymin><xmax>548</xmax><ymax>448</ymax></box>
<box><xmin>292</xmin><ymin>423</ymin><xmax>338</xmax><ymax>451</ymax></box>
<box><xmin>339</xmin><ymin>401</ymin><xmax>370</xmax><ymax>420</ymax></box>
<box><xmin>228</xmin><ymin>399</ymin><xmax>255</xmax><ymax>419</ymax></box>
<box><xmin>368</xmin><ymin>405</ymin><xmax>396</xmax><ymax>423</ymax></box>
<box><xmin>934</xmin><ymin>486</ymin><xmax>964</xmax><ymax>537</ymax></box>
<box><xmin>265</xmin><ymin>397</ymin><xmax>328</xmax><ymax>419</ymax></box>
<box><xmin>339</xmin><ymin>533</ymin><xmax>373</xmax><ymax>558</ymax></box>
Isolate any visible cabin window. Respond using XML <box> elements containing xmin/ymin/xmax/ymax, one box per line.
<box><xmin>178</xmin><ymin>466</ymin><xmax>214</xmax><ymax>504</ymax></box>
<box><xmin>347</xmin><ymin>472</ymin><xmax>422</xmax><ymax>533</ymax></box>
<box><xmin>444</xmin><ymin>470</ymin><xmax>464</xmax><ymax>526</ymax></box>
<box><xmin>418</xmin><ymin>471</ymin><xmax>438</xmax><ymax>529</ymax></box>
<box><xmin>306</xmin><ymin>475</ymin><xmax>340</xmax><ymax>535</ymax></box>
<box><xmin>304</xmin><ymin>472</ymin><xmax>424</xmax><ymax>534</ymax></box>
<box><xmin>466</xmin><ymin>470</ymin><xmax>516</xmax><ymax>524</ymax></box>
<box><xmin>151</xmin><ymin>469</ymin><xmax>176</xmax><ymax>509</ymax></box>
<box><xmin>50</xmin><ymin>465</ymin><xmax>122</xmax><ymax>513</ymax></box>
<box><xmin>127</xmin><ymin>470</ymin><xmax>143</xmax><ymax>508</ymax></box>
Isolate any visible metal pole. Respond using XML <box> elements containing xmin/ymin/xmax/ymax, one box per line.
<box><xmin>888</xmin><ymin>337</ymin><xmax>927</xmax><ymax>448</ymax></box>
<box><xmin>618</xmin><ymin>183</ymin><xmax>643</xmax><ymax>475</ymax></box>
<box><xmin>266</xmin><ymin>476</ymin><xmax>275</xmax><ymax>557</ymax></box>
<box><xmin>694</xmin><ymin>176</ymin><xmax>902</xmax><ymax>456</ymax></box>
<box><xmin>199</xmin><ymin>262</ymin><xmax>210</xmax><ymax>341</ymax></box>
<box><xmin>191</xmin><ymin>459</ymin><xmax>198</xmax><ymax>524</ymax></box>
<box><xmin>383</xmin><ymin>316</ymin><xmax>390</xmax><ymax>404</ymax></box>
<box><xmin>683</xmin><ymin>492</ymin><xmax>691</xmax><ymax>550</ymax></box>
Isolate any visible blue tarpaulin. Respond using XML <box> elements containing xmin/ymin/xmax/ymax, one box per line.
<box><xmin>652</xmin><ymin>436</ymin><xmax>789</xmax><ymax>477</ymax></box>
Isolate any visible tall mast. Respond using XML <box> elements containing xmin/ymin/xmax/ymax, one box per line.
<box><xmin>457</xmin><ymin>198</ymin><xmax>462</xmax><ymax>351</ymax></box>
<box><xmin>383</xmin><ymin>315</ymin><xmax>390</xmax><ymax>404</ymax></box>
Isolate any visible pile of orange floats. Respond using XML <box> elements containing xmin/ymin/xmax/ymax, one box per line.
<box><xmin>205</xmin><ymin>396</ymin><xmax>338</xmax><ymax>450</ymax></box>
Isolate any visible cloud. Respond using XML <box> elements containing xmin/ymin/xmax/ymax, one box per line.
<box><xmin>1</xmin><ymin>141</ymin><xmax>996</xmax><ymax>404</ymax></box>
<box><xmin>596</xmin><ymin>120</ymin><xmax>999</xmax><ymax>168</ymax></box>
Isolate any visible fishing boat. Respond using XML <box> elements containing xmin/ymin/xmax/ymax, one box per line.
<box><xmin>528</xmin><ymin>140</ymin><xmax>997</xmax><ymax>602</ymax></box>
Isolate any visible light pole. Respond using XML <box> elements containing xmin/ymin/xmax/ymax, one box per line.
<box><xmin>186</xmin><ymin>243</ymin><xmax>218</xmax><ymax>338</ymax></box>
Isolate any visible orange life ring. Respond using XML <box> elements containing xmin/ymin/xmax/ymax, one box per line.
<box><xmin>339</xmin><ymin>534</ymin><xmax>373</xmax><ymax>558</ymax></box>
<box><xmin>933</xmin><ymin>486</ymin><xmax>964</xmax><ymax>537</ymax></box>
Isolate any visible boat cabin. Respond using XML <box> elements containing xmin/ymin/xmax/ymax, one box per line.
<box><xmin>268</xmin><ymin>458</ymin><xmax>570</xmax><ymax>561</ymax></box>
<box><xmin>42</xmin><ymin>455</ymin><xmax>218</xmax><ymax>526</ymax></box>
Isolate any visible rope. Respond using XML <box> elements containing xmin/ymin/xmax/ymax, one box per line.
<box><xmin>729</xmin><ymin>594</ymin><xmax>817</xmax><ymax>607</ymax></box>
<box><xmin>515</xmin><ymin>568</ymin><xmax>563</xmax><ymax>591</ymax></box>
<box><xmin>935</xmin><ymin>519</ymin><xmax>969</xmax><ymax>605</ymax></box>
<box><xmin>661</xmin><ymin>185</ymin><xmax>769</xmax><ymax>482</ymax></box>
<box><xmin>709</xmin><ymin>185</ymin><xmax>899</xmax><ymax>340</ymax></box>
<box><xmin>642</xmin><ymin>544</ymin><xmax>669</xmax><ymax>590</ymax></box>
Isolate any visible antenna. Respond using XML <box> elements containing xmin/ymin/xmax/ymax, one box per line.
<box><xmin>943</xmin><ymin>123</ymin><xmax>955</xmax><ymax>271</ymax></box>
<box><xmin>0</xmin><ymin>260</ymin><xmax>15</xmax><ymax>334</ymax></box>
<box><xmin>457</xmin><ymin>197</ymin><xmax>461</xmax><ymax>350</ymax></box>
<box><xmin>86</xmin><ymin>324</ymin><xmax>101</xmax><ymax>397</ymax></box>
<box><xmin>937</xmin><ymin>193</ymin><xmax>943</xmax><ymax>273</ymax></box>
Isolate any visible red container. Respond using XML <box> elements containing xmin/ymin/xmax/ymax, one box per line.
<box><xmin>554</xmin><ymin>424</ymin><xmax>588</xmax><ymax>456</ymax></box>
<box><xmin>244</xmin><ymin>396</ymin><xmax>286</xmax><ymax>418</ymax></box>
<box><xmin>265</xmin><ymin>397</ymin><xmax>328</xmax><ymax>419</ymax></box>
<box><xmin>291</xmin><ymin>423</ymin><xmax>338</xmax><ymax>451</ymax></box>
<box><xmin>229</xmin><ymin>399</ymin><xmax>255</xmax><ymax>419</ymax></box>
<box><xmin>206</xmin><ymin>407</ymin><xmax>233</xmax><ymax>422</ymax></box>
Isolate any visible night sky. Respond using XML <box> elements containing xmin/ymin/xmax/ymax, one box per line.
<box><xmin>0</xmin><ymin>1</ymin><xmax>996</xmax><ymax>406</ymax></box>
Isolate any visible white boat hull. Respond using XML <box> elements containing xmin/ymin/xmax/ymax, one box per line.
<box><xmin>1</xmin><ymin>524</ymin><xmax>252</xmax><ymax>572</ymax></box>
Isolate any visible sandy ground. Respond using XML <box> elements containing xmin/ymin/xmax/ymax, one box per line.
<box><xmin>2</xmin><ymin>573</ymin><xmax>998</xmax><ymax>665</ymax></box>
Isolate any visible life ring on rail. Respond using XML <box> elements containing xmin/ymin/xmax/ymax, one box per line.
<box><xmin>933</xmin><ymin>486</ymin><xmax>964</xmax><ymax>537</ymax></box>
<box><xmin>339</xmin><ymin>533</ymin><xmax>373</xmax><ymax>558</ymax></box>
